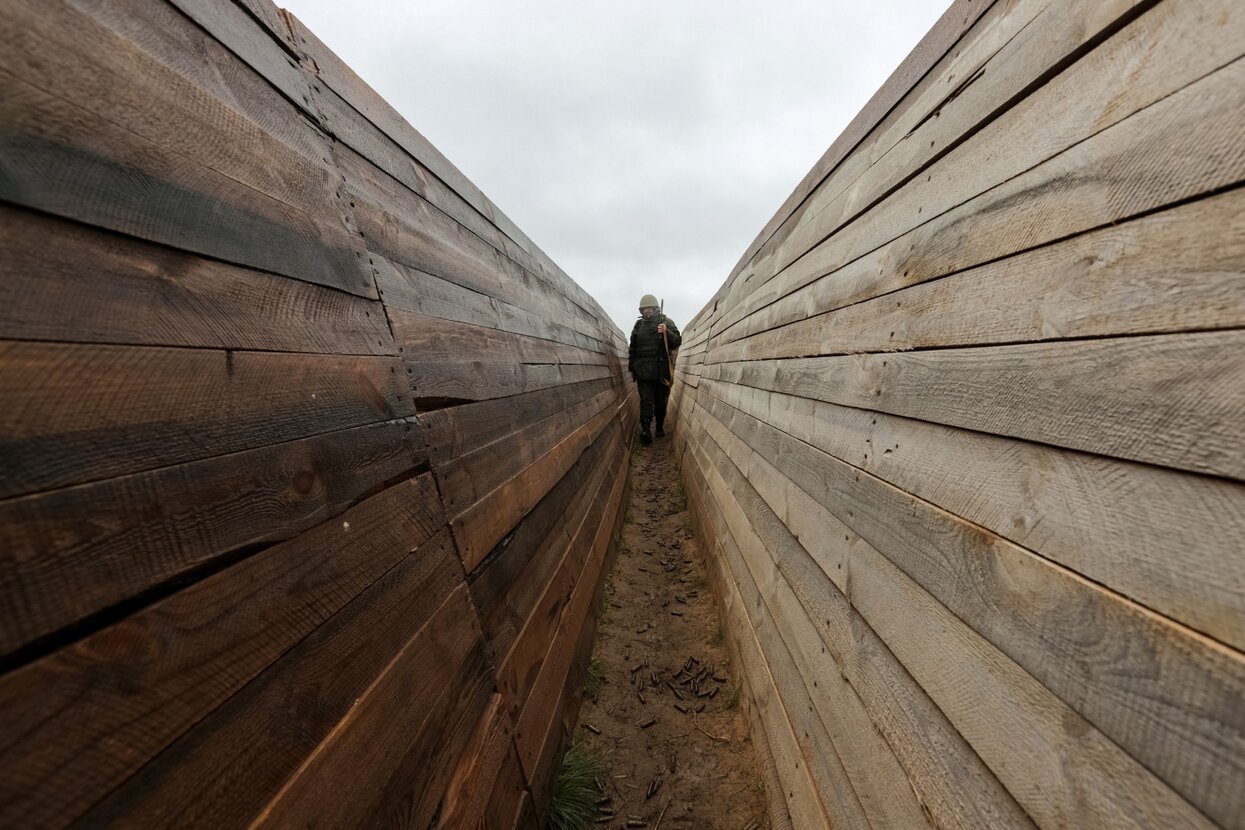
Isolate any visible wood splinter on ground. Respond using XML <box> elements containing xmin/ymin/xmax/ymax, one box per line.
<box><xmin>570</xmin><ymin>441</ymin><xmax>768</xmax><ymax>827</ymax></box>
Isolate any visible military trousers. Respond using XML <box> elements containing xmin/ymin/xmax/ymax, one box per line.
<box><xmin>636</xmin><ymin>378</ymin><xmax>670</xmax><ymax>435</ymax></box>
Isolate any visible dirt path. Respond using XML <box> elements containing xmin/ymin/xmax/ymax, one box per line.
<box><xmin>571</xmin><ymin>439</ymin><xmax>770</xmax><ymax>829</ymax></box>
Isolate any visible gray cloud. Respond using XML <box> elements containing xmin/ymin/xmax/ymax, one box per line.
<box><xmin>282</xmin><ymin>0</ymin><xmax>949</xmax><ymax>331</ymax></box>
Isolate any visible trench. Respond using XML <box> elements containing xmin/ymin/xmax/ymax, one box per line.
<box><xmin>568</xmin><ymin>438</ymin><xmax>770</xmax><ymax>830</ymax></box>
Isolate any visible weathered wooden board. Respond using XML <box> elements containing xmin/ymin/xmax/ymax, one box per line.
<box><xmin>0</xmin><ymin>475</ymin><xmax>445</xmax><ymax>828</ymax></box>
<box><xmin>0</xmin><ymin>342</ymin><xmax>413</xmax><ymax>498</ymax></box>
<box><xmin>74</xmin><ymin>529</ymin><xmax>462</xmax><ymax>827</ymax></box>
<box><xmin>704</xmin><ymin>377</ymin><xmax>1245</xmax><ymax>652</ymax></box>
<box><xmin>711</xmin><ymin>329</ymin><xmax>1245</xmax><ymax>480</ymax></box>
<box><xmin>676</xmin><ymin>0</ymin><xmax>1245</xmax><ymax>826</ymax></box>
<box><xmin>697</xmin><ymin>394</ymin><xmax>1214</xmax><ymax>828</ymax></box>
<box><xmin>0</xmin><ymin>420</ymin><xmax>424</xmax><ymax>659</ymax></box>
<box><xmin>0</xmin><ymin>206</ymin><xmax>394</xmax><ymax>355</ymax></box>
<box><xmin>0</xmin><ymin>1</ymin><xmax>634</xmax><ymax>826</ymax></box>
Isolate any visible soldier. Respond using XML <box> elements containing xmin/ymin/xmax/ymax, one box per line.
<box><xmin>628</xmin><ymin>294</ymin><xmax>681</xmax><ymax>444</ymax></box>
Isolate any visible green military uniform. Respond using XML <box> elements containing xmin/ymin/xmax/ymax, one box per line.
<box><xmin>628</xmin><ymin>296</ymin><xmax>681</xmax><ymax>443</ymax></box>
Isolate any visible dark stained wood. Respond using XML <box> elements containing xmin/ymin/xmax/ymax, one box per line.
<box><xmin>0</xmin><ymin>205</ymin><xmax>394</xmax><ymax>354</ymax></box>
<box><xmin>248</xmin><ymin>586</ymin><xmax>493</xmax><ymax>830</ymax></box>
<box><xmin>0</xmin><ymin>0</ymin><xmax>633</xmax><ymax>825</ymax></box>
<box><xmin>422</xmin><ymin>376</ymin><xmax>615</xmax><ymax>465</ymax></box>
<box><xmin>451</xmin><ymin>397</ymin><xmax>625</xmax><ymax>569</ymax></box>
<box><xmin>437</xmin><ymin>386</ymin><xmax>618</xmax><ymax>516</ymax></box>
<box><xmin>0</xmin><ymin>0</ymin><xmax>375</xmax><ymax>297</ymax></box>
<box><xmin>436</xmin><ymin>693</ymin><xmax>524</xmax><ymax>830</ymax></box>
<box><xmin>75</xmin><ymin>529</ymin><xmax>462</xmax><ymax>828</ymax></box>
<box><xmin>496</xmin><ymin>428</ymin><xmax>624</xmax><ymax>716</ymax></box>
<box><xmin>409</xmin><ymin>359</ymin><xmax>613</xmax><ymax>406</ymax></box>
<box><xmin>471</xmin><ymin>424</ymin><xmax>621</xmax><ymax>662</ymax></box>
<box><xmin>0</xmin><ymin>420</ymin><xmax>424</xmax><ymax>659</ymax></box>
<box><xmin>0</xmin><ymin>475</ymin><xmax>445</xmax><ymax>829</ymax></box>
<box><xmin>0</xmin><ymin>342</ymin><xmax>412</xmax><ymax>498</ymax></box>
<box><xmin>389</xmin><ymin>309</ymin><xmax>607</xmax><ymax>367</ymax></box>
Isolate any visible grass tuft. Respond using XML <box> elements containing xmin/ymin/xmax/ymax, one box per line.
<box><xmin>547</xmin><ymin>739</ymin><xmax>604</xmax><ymax>830</ymax></box>
<box><xmin>585</xmin><ymin>656</ymin><xmax>605</xmax><ymax>703</ymax></box>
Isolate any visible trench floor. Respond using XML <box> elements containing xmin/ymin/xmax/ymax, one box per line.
<box><xmin>571</xmin><ymin>435</ymin><xmax>770</xmax><ymax>829</ymax></box>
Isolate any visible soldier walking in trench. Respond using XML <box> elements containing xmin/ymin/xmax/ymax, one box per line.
<box><xmin>628</xmin><ymin>293</ymin><xmax>681</xmax><ymax>445</ymax></box>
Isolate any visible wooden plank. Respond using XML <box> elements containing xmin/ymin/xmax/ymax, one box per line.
<box><xmin>0</xmin><ymin>3</ymin><xmax>374</xmax><ymax>297</ymax></box>
<box><xmin>704</xmin><ymin>376</ymin><xmax>1245</xmax><ymax>652</ymax></box>
<box><xmin>695</xmin><ymin>431</ymin><xmax>930</xmax><ymax>828</ymax></box>
<box><xmin>712</xmin><ymin>328</ymin><xmax>1245</xmax><ymax>480</ymax></box>
<box><xmin>389</xmin><ymin>310</ymin><xmax>607</xmax><ymax>368</ymax></box>
<box><xmin>496</xmin><ymin>428</ymin><xmax>623</xmax><ymax>716</ymax></box>
<box><xmin>228</xmin><ymin>0</ymin><xmax>299</xmax><ymax>55</ymax></box>
<box><xmin>715</xmin><ymin>45</ymin><xmax>1245</xmax><ymax>345</ymax></box>
<box><xmin>0</xmin><ymin>205</ymin><xmax>393</xmax><ymax>354</ymax></box>
<box><xmin>88</xmin><ymin>0</ymin><xmax>313</xmax><ymax>148</ymax></box>
<box><xmin>697</xmin><ymin>392</ymin><xmax>1215</xmax><ymax>828</ymax></box>
<box><xmin>332</xmin><ymin>145</ymin><xmax>601</xmax><ymax>340</ymax></box>
<box><xmin>0</xmin><ymin>420</ymin><xmax>423</xmax><ymax>659</ymax></box>
<box><xmin>409</xmin><ymin>356</ymin><xmax>614</xmax><ymax>405</ymax></box>
<box><xmin>436</xmin><ymin>694</ymin><xmax>526</xmax><ymax>830</ymax></box>
<box><xmin>699</xmin><ymin>392</ymin><xmax>1245</xmax><ymax>828</ymax></box>
<box><xmin>470</xmin><ymin>425</ymin><xmax>620</xmax><ymax>665</ymax></box>
<box><xmin>715</xmin><ymin>0</ymin><xmax>1245</xmax><ymax>341</ymax></box>
<box><xmin>280</xmin><ymin>7</ymin><xmax>596</xmax><ymax>318</ymax></box>
<box><xmin>742</xmin><ymin>0</ymin><xmax>1156</xmax><ymax>315</ymax></box>
<box><xmin>0</xmin><ymin>474</ymin><xmax>445</xmax><ymax>829</ymax></box>
<box><xmin>422</xmin><ymin>377</ymin><xmax>614</xmax><ymax>465</ymax></box>
<box><xmin>691</xmin><ymin>495</ymin><xmax>834</xmax><ymax>829</ymax></box>
<box><xmin>702</xmin><ymin>456</ymin><xmax>915</xmax><ymax>830</ymax></box>
<box><xmin>249</xmin><ymin>584</ymin><xmax>492</xmax><ymax>830</ymax></box>
<box><xmin>74</xmin><ymin>529</ymin><xmax>462</xmax><ymax>828</ymax></box>
<box><xmin>437</xmin><ymin>386</ymin><xmax>617</xmax><ymax>515</ymax></box>
<box><xmin>450</xmin><ymin>397</ymin><xmax>623</xmax><ymax>568</ymax></box>
<box><xmin>513</xmin><ymin>457</ymin><xmax>627</xmax><ymax>781</ymax></box>
<box><xmin>0</xmin><ymin>341</ymin><xmax>412</xmax><ymax>498</ymax></box>
<box><xmin>685</xmin><ymin>425</ymin><xmax>1026</xmax><ymax>829</ymax></box>
<box><xmin>710</xmin><ymin>185</ymin><xmax>1245</xmax><ymax>363</ymax></box>
<box><xmin>375</xmin><ymin>259</ymin><xmax>607</xmax><ymax>354</ymax></box>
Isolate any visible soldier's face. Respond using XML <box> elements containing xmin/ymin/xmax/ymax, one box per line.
<box><xmin>640</xmin><ymin>307</ymin><xmax>657</xmax><ymax>319</ymax></box>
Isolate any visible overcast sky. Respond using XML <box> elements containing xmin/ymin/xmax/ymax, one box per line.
<box><xmin>280</xmin><ymin>0</ymin><xmax>950</xmax><ymax>333</ymax></box>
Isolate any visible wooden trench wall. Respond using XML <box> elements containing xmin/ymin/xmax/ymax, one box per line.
<box><xmin>670</xmin><ymin>0</ymin><xmax>1245</xmax><ymax>828</ymax></box>
<box><xmin>0</xmin><ymin>0</ymin><xmax>636</xmax><ymax>827</ymax></box>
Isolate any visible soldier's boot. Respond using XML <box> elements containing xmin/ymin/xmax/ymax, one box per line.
<box><xmin>655</xmin><ymin>419</ymin><xmax>665</xmax><ymax>438</ymax></box>
<box><xmin>639</xmin><ymin>423</ymin><xmax>653</xmax><ymax>445</ymax></box>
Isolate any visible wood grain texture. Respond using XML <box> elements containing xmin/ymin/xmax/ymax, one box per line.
<box><xmin>0</xmin><ymin>341</ymin><xmax>412</xmax><ymax>498</ymax></box>
<box><xmin>0</xmin><ymin>206</ymin><xmax>394</xmax><ymax>354</ymax></box>
<box><xmin>75</xmin><ymin>530</ymin><xmax>462</xmax><ymax>828</ymax></box>
<box><xmin>704</xmin><ymin>376</ymin><xmax>1245</xmax><ymax>652</ymax></box>
<box><xmin>686</xmin><ymin>421</ymin><xmax>1030</xmax><ymax>829</ymax></box>
<box><xmin>709</xmin><ymin>185</ymin><xmax>1245</xmax><ymax>363</ymax></box>
<box><xmin>711</xmin><ymin>0</ymin><xmax>1245</xmax><ymax>343</ymax></box>
<box><xmin>700</xmin><ymin>391</ymin><xmax>1245</xmax><ymax>828</ymax></box>
<box><xmin>249</xmin><ymin>586</ymin><xmax>492</xmax><ymax>830</ymax></box>
<box><xmin>0</xmin><ymin>475</ymin><xmax>445</xmax><ymax>829</ymax></box>
<box><xmin>697</xmin><ymin>391</ymin><xmax>1215</xmax><ymax>829</ymax></box>
<box><xmin>0</xmin><ymin>0</ymin><xmax>635</xmax><ymax>824</ymax></box>
<box><xmin>450</xmin><ymin>399</ymin><xmax>624</xmax><ymax>569</ymax></box>
<box><xmin>711</xmin><ymin>329</ymin><xmax>1245</xmax><ymax>480</ymax></box>
<box><xmin>0</xmin><ymin>420</ymin><xmax>424</xmax><ymax>659</ymax></box>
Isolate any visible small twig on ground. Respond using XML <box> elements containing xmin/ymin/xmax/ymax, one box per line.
<box><xmin>653</xmin><ymin>799</ymin><xmax>671</xmax><ymax>830</ymax></box>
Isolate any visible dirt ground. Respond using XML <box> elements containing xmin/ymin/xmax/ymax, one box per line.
<box><xmin>571</xmin><ymin>436</ymin><xmax>770</xmax><ymax>829</ymax></box>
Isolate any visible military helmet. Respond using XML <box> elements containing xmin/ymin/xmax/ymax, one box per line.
<box><xmin>639</xmin><ymin>293</ymin><xmax>659</xmax><ymax>309</ymax></box>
